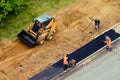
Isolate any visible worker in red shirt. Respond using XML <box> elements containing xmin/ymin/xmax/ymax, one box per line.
<box><xmin>63</xmin><ymin>54</ymin><xmax>69</xmax><ymax>70</ymax></box>
<box><xmin>104</xmin><ymin>36</ymin><xmax>112</xmax><ymax>51</ymax></box>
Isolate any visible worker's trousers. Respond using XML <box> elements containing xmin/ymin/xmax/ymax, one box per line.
<box><xmin>64</xmin><ymin>64</ymin><xmax>68</xmax><ymax>70</ymax></box>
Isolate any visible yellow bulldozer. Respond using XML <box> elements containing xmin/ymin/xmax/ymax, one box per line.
<box><xmin>17</xmin><ymin>14</ymin><xmax>56</xmax><ymax>47</ymax></box>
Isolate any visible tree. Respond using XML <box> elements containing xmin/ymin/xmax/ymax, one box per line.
<box><xmin>0</xmin><ymin>0</ymin><xmax>31</xmax><ymax>21</ymax></box>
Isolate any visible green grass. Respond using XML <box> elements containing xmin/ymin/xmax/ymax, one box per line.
<box><xmin>0</xmin><ymin>0</ymin><xmax>76</xmax><ymax>41</ymax></box>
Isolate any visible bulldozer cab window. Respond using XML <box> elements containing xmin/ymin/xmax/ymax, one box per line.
<box><xmin>32</xmin><ymin>21</ymin><xmax>42</xmax><ymax>34</ymax></box>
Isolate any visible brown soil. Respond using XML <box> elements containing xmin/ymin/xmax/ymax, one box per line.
<box><xmin>0</xmin><ymin>0</ymin><xmax>120</xmax><ymax>80</ymax></box>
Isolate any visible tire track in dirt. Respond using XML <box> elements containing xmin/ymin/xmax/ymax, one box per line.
<box><xmin>0</xmin><ymin>39</ymin><xmax>31</xmax><ymax>62</ymax></box>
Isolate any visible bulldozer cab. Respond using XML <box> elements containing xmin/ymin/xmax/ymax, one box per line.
<box><xmin>30</xmin><ymin>14</ymin><xmax>52</xmax><ymax>34</ymax></box>
<box><xmin>36</xmin><ymin>14</ymin><xmax>52</xmax><ymax>29</ymax></box>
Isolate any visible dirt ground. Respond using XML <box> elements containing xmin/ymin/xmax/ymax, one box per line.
<box><xmin>0</xmin><ymin>0</ymin><xmax>120</xmax><ymax>80</ymax></box>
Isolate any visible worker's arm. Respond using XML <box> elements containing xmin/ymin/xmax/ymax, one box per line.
<box><xmin>103</xmin><ymin>41</ymin><xmax>106</xmax><ymax>43</ymax></box>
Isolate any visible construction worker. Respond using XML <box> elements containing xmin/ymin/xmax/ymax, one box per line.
<box><xmin>32</xmin><ymin>21</ymin><xmax>42</xmax><ymax>34</ymax></box>
<box><xmin>63</xmin><ymin>54</ymin><xmax>69</xmax><ymax>70</ymax></box>
<box><xmin>104</xmin><ymin>36</ymin><xmax>112</xmax><ymax>51</ymax></box>
<box><xmin>68</xmin><ymin>59</ymin><xmax>76</xmax><ymax>68</ymax></box>
<box><xmin>92</xmin><ymin>18</ymin><xmax>100</xmax><ymax>31</ymax></box>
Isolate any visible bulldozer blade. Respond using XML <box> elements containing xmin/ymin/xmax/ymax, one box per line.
<box><xmin>17</xmin><ymin>30</ymin><xmax>37</xmax><ymax>47</ymax></box>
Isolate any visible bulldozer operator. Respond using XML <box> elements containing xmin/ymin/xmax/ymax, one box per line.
<box><xmin>28</xmin><ymin>20</ymin><xmax>45</xmax><ymax>38</ymax></box>
<box><xmin>32</xmin><ymin>21</ymin><xmax>42</xmax><ymax>34</ymax></box>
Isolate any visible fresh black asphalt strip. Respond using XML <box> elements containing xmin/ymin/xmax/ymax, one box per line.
<box><xmin>29</xmin><ymin>29</ymin><xmax>120</xmax><ymax>80</ymax></box>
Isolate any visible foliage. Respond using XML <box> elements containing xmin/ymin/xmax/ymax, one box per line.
<box><xmin>0</xmin><ymin>0</ymin><xmax>31</xmax><ymax>21</ymax></box>
<box><xmin>0</xmin><ymin>0</ymin><xmax>76</xmax><ymax>41</ymax></box>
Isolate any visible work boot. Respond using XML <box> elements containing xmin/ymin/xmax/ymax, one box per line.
<box><xmin>106</xmin><ymin>46</ymin><xmax>112</xmax><ymax>51</ymax></box>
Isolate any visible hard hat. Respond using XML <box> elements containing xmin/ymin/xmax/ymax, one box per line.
<box><xmin>105</xmin><ymin>36</ymin><xmax>110</xmax><ymax>40</ymax></box>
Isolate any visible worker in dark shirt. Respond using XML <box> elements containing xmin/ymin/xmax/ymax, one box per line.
<box><xmin>68</xmin><ymin>59</ymin><xmax>76</xmax><ymax>68</ymax></box>
<box><xmin>92</xmin><ymin>18</ymin><xmax>100</xmax><ymax>31</ymax></box>
<box><xmin>94</xmin><ymin>19</ymin><xmax>100</xmax><ymax>31</ymax></box>
<box><xmin>32</xmin><ymin>21</ymin><xmax>42</xmax><ymax>34</ymax></box>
